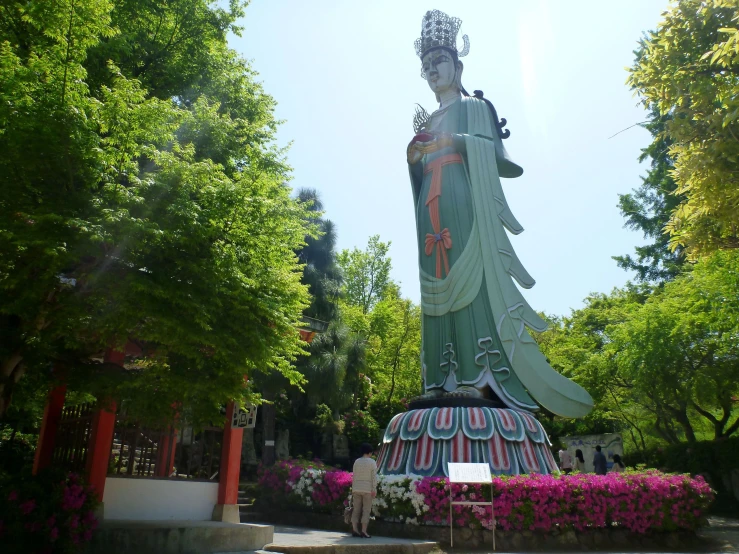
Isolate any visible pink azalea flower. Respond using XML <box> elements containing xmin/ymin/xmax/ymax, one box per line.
<box><xmin>19</xmin><ymin>499</ymin><xmax>36</xmax><ymax>515</ymax></box>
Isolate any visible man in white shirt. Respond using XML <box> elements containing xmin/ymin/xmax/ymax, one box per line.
<box><xmin>351</xmin><ymin>443</ymin><xmax>377</xmax><ymax>538</ymax></box>
<box><xmin>558</xmin><ymin>447</ymin><xmax>573</xmax><ymax>474</ymax></box>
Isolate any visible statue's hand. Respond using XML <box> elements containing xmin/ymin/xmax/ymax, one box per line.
<box><xmin>407</xmin><ymin>133</ymin><xmax>454</xmax><ymax>164</ymax></box>
<box><xmin>407</xmin><ymin>142</ymin><xmax>424</xmax><ymax>164</ymax></box>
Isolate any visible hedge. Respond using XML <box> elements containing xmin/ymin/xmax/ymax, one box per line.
<box><xmin>257</xmin><ymin>459</ymin><xmax>714</xmax><ymax>534</ymax></box>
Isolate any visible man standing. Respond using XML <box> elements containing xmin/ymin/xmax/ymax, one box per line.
<box><xmin>593</xmin><ymin>445</ymin><xmax>608</xmax><ymax>475</ymax></box>
<box><xmin>351</xmin><ymin>443</ymin><xmax>377</xmax><ymax>539</ymax></box>
<box><xmin>558</xmin><ymin>447</ymin><xmax>573</xmax><ymax>474</ymax></box>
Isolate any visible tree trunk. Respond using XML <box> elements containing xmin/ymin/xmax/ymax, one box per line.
<box><xmin>671</xmin><ymin>403</ymin><xmax>697</xmax><ymax>443</ymax></box>
<box><xmin>654</xmin><ymin>416</ymin><xmax>680</xmax><ymax>445</ymax></box>
<box><xmin>0</xmin><ymin>354</ymin><xmax>26</xmax><ymax>419</ymax></box>
<box><xmin>261</xmin><ymin>390</ymin><xmax>276</xmax><ymax>466</ymax></box>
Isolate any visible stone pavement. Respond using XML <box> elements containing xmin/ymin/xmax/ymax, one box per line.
<box><xmin>240</xmin><ymin>524</ymin><xmax>439</xmax><ymax>553</ymax></box>
<box><xmin>697</xmin><ymin>516</ymin><xmax>739</xmax><ymax>552</ymax></box>
<box><xmin>230</xmin><ymin>517</ymin><xmax>739</xmax><ymax>554</ymax></box>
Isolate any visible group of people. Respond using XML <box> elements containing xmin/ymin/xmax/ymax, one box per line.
<box><xmin>558</xmin><ymin>445</ymin><xmax>626</xmax><ymax>475</ymax></box>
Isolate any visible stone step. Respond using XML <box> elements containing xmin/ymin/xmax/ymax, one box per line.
<box><xmin>259</xmin><ymin>525</ymin><xmax>439</xmax><ymax>554</ymax></box>
<box><xmin>89</xmin><ymin>521</ymin><xmax>274</xmax><ymax>554</ymax></box>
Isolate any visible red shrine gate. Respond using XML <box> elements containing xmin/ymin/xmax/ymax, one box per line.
<box><xmin>32</xmin><ymin>347</ymin><xmax>244</xmax><ymax>522</ymax></box>
<box><xmin>33</xmin><ymin>323</ymin><xmax>321</xmax><ymax>521</ymax></box>
<box><xmin>32</xmin><ymin>325</ymin><xmax>320</xmax><ymax>522</ymax></box>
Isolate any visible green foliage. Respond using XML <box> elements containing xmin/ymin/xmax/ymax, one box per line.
<box><xmin>0</xmin><ymin>431</ymin><xmax>37</xmax><ymax>476</ymax></box>
<box><xmin>337</xmin><ymin>235</ymin><xmax>392</xmax><ymax>315</ymax></box>
<box><xmin>295</xmin><ymin>189</ymin><xmax>342</xmax><ymax>322</ymax></box>
<box><xmin>628</xmin><ymin>0</ymin><xmax>739</xmax><ymax>257</ymax></box>
<box><xmin>312</xmin><ymin>403</ymin><xmax>344</xmax><ymax>435</ymax></box>
<box><xmin>0</xmin><ymin>0</ymin><xmax>312</xmax><ymax>425</ymax></box>
<box><xmin>340</xmin><ymin>280</ymin><xmax>422</xmax><ymax>414</ymax></box>
<box><xmin>539</xmin><ymin>252</ymin><xmax>739</xmax><ymax>451</ymax></box>
<box><xmin>623</xmin><ymin>436</ymin><xmax>739</xmax><ymax>513</ymax></box>
<box><xmin>368</xmin><ymin>395</ymin><xmax>408</xmax><ymax>430</ymax></box>
<box><xmin>608</xmin><ymin>250</ymin><xmax>739</xmax><ymax>443</ymax></box>
<box><xmin>341</xmin><ymin>409</ymin><xmax>381</xmax><ymax>452</ymax></box>
<box><xmin>534</xmin><ymin>286</ymin><xmax>653</xmax><ymax>448</ymax></box>
<box><xmin>613</xmin><ymin>108</ymin><xmax>686</xmax><ymax>282</ymax></box>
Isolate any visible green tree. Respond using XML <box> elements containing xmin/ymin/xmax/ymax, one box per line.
<box><xmin>337</xmin><ymin>237</ymin><xmax>422</xmax><ymax>427</ymax></box>
<box><xmin>628</xmin><ymin>0</ymin><xmax>739</xmax><ymax>257</ymax></box>
<box><xmin>608</xmin><ymin>250</ymin><xmax>739</xmax><ymax>442</ymax></box>
<box><xmin>613</xmin><ymin>108</ymin><xmax>686</xmax><ymax>282</ymax></box>
<box><xmin>295</xmin><ymin>189</ymin><xmax>342</xmax><ymax>322</ymax></box>
<box><xmin>0</xmin><ymin>0</ymin><xmax>311</xmax><ymax>424</ymax></box>
<box><xmin>337</xmin><ymin>235</ymin><xmax>392</xmax><ymax>315</ymax></box>
<box><xmin>534</xmin><ymin>287</ymin><xmax>654</xmax><ymax>451</ymax></box>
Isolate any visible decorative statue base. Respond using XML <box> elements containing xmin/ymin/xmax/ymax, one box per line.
<box><xmin>377</xmin><ymin>401</ymin><xmax>558</xmax><ymax>477</ymax></box>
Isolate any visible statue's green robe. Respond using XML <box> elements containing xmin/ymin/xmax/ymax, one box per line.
<box><xmin>409</xmin><ymin>96</ymin><xmax>593</xmax><ymax>418</ymax></box>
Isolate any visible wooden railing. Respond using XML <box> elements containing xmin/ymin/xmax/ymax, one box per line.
<box><xmin>171</xmin><ymin>427</ymin><xmax>223</xmax><ymax>480</ymax></box>
<box><xmin>108</xmin><ymin>421</ymin><xmax>223</xmax><ymax>480</ymax></box>
<box><xmin>52</xmin><ymin>403</ymin><xmax>95</xmax><ymax>473</ymax></box>
<box><xmin>109</xmin><ymin>425</ymin><xmax>169</xmax><ymax>477</ymax></box>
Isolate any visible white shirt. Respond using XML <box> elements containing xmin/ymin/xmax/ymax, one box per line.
<box><xmin>558</xmin><ymin>449</ymin><xmax>573</xmax><ymax>469</ymax></box>
<box><xmin>352</xmin><ymin>456</ymin><xmax>377</xmax><ymax>494</ymax></box>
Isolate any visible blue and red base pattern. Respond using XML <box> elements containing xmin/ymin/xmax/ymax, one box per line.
<box><xmin>377</xmin><ymin>407</ymin><xmax>558</xmax><ymax>477</ymax></box>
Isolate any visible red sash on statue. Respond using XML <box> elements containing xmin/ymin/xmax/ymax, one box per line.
<box><xmin>424</xmin><ymin>153</ymin><xmax>463</xmax><ymax>278</ymax></box>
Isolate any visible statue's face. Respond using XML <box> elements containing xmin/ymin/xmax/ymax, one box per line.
<box><xmin>422</xmin><ymin>49</ymin><xmax>457</xmax><ymax>94</ymax></box>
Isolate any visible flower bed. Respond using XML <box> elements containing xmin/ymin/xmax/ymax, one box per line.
<box><xmin>0</xmin><ymin>470</ymin><xmax>99</xmax><ymax>554</ymax></box>
<box><xmin>257</xmin><ymin>459</ymin><xmax>714</xmax><ymax>534</ymax></box>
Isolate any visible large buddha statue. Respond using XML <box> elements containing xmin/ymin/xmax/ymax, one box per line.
<box><xmin>406</xmin><ymin>10</ymin><xmax>593</xmax><ymax>419</ymax></box>
<box><xmin>377</xmin><ymin>10</ymin><xmax>592</xmax><ymax>478</ymax></box>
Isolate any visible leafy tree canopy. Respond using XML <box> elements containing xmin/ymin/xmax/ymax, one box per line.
<box><xmin>337</xmin><ymin>235</ymin><xmax>392</xmax><ymax>315</ymax></box>
<box><xmin>608</xmin><ymin>250</ymin><xmax>739</xmax><ymax>443</ymax></box>
<box><xmin>628</xmin><ymin>0</ymin><xmax>739</xmax><ymax>258</ymax></box>
<box><xmin>538</xmin><ymin>252</ymin><xmax>739</xmax><ymax>450</ymax></box>
<box><xmin>0</xmin><ymin>0</ymin><xmax>311</xmax><ymax>426</ymax></box>
<box><xmin>614</xmin><ymin>108</ymin><xmax>686</xmax><ymax>282</ymax></box>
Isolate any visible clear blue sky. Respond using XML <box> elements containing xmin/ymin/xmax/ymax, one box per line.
<box><xmin>229</xmin><ymin>0</ymin><xmax>670</xmax><ymax>317</ymax></box>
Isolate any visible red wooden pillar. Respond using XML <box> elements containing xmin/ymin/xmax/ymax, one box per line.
<box><xmin>212</xmin><ymin>401</ymin><xmax>243</xmax><ymax>523</ymax></box>
<box><xmin>155</xmin><ymin>429</ymin><xmax>177</xmax><ymax>477</ymax></box>
<box><xmin>85</xmin><ymin>348</ymin><xmax>121</xmax><ymax>507</ymax></box>
<box><xmin>32</xmin><ymin>384</ymin><xmax>67</xmax><ymax>475</ymax></box>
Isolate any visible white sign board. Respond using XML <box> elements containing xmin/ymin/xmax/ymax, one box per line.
<box><xmin>231</xmin><ymin>403</ymin><xmax>257</xmax><ymax>429</ymax></box>
<box><xmin>448</xmin><ymin>462</ymin><xmax>492</xmax><ymax>484</ymax></box>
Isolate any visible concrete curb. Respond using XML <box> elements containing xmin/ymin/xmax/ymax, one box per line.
<box><xmin>263</xmin><ymin>543</ymin><xmax>438</xmax><ymax>554</ymax></box>
<box><xmin>90</xmin><ymin>520</ymin><xmax>274</xmax><ymax>554</ymax></box>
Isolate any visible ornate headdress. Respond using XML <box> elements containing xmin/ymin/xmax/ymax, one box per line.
<box><xmin>414</xmin><ymin>10</ymin><xmax>470</xmax><ymax>63</ymax></box>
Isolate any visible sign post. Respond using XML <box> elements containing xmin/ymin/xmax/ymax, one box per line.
<box><xmin>231</xmin><ymin>402</ymin><xmax>257</xmax><ymax>429</ymax></box>
<box><xmin>447</xmin><ymin>463</ymin><xmax>495</xmax><ymax>550</ymax></box>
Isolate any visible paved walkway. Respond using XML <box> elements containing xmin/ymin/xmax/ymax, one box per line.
<box><xmin>697</xmin><ymin>516</ymin><xmax>739</xmax><ymax>552</ymax></box>
<box><xmin>255</xmin><ymin>525</ymin><xmax>438</xmax><ymax>553</ymax></box>
<box><xmin>236</xmin><ymin>517</ymin><xmax>739</xmax><ymax>554</ymax></box>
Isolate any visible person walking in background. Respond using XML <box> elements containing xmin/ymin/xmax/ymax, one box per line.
<box><xmin>351</xmin><ymin>443</ymin><xmax>377</xmax><ymax>539</ymax></box>
<box><xmin>610</xmin><ymin>454</ymin><xmax>625</xmax><ymax>473</ymax></box>
<box><xmin>593</xmin><ymin>445</ymin><xmax>608</xmax><ymax>475</ymax></box>
<box><xmin>574</xmin><ymin>449</ymin><xmax>586</xmax><ymax>472</ymax></box>
<box><xmin>558</xmin><ymin>447</ymin><xmax>573</xmax><ymax>474</ymax></box>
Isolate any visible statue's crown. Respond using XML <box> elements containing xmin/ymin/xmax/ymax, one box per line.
<box><xmin>414</xmin><ymin>10</ymin><xmax>470</xmax><ymax>60</ymax></box>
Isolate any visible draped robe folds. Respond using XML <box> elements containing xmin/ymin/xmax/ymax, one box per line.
<box><xmin>410</xmin><ymin>96</ymin><xmax>593</xmax><ymax>418</ymax></box>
